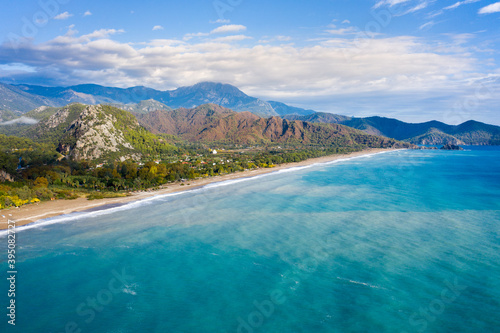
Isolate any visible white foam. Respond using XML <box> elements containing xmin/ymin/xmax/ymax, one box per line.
<box><xmin>0</xmin><ymin>149</ymin><xmax>404</xmax><ymax>236</ymax></box>
<box><xmin>202</xmin><ymin>174</ymin><xmax>269</xmax><ymax>189</ymax></box>
<box><xmin>0</xmin><ymin>189</ymin><xmax>204</xmax><ymax>236</ymax></box>
<box><xmin>336</xmin><ymin>276</ymin><xmax>385</xmax><ymax>290</ymax></box>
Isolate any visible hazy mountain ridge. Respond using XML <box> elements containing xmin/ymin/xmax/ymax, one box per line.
<box><xmin>107</xmin><ymin>99</ymin><xmax>173</xmax><ymax>114</ymax></box>
<box><xmin>0</xmin><ymin>83</ymin><xmax>58</xmax><ymax>112</ymax></box>
<box><xmin>2</xmin><ymin>82</ymin><xmax>314</xmax><ymax>117</ymax></box>
<box><xmin>285</xmin><ymin>114</ymin><xmax>500</xmax><ymax>145</ymax></box>
<box><xmin>2</xmin><ymin>81</ymin><xmax>498</xmax><ymax>145</ymax></box>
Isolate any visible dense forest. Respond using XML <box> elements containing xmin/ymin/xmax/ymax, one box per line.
<box><xmin>0</xmin><ymin>131</ymin><xmax>365</xmax><ymax>209</ymax></box>
<box><xmin>0</xmin><ymin>103</ymin><xmax>411</xmax><ymax>210</ymax></box>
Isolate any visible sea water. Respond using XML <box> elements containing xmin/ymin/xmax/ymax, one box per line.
<box><xmin>1</xmin><ymin>147</ymin><xmax>499</xmax><ymax>333</ymax></box>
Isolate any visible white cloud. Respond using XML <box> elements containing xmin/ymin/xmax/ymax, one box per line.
<box><xmin>275</xmin><ymin>36</ymin><xmax>292</xmax><ymax>41</ymax></box>
<box><xmin>374</xmin><ymin>0</ymin><xmax>432</xmax><ymax>16</ymax></box>
<box><xmin>1</xmin><ymin>29</ymin><xmax>498</xmax><ymax>124</ymax></box>
<box><xmin>326</xmin><ymin>27</ymin><xmax>358</xmax><ymax>35</ymax></box>
<box><xmin>211</xmin><ymin>35</ymin><xmax>253</xmax><ymax>43</ymax></box>
<box><xmin>183</xmin><ymin>32</ymin><xmax>210</xmax><ymax>41</ymax></box>
<box><xmin>183</xmin><ymin>24</ymin><xmax>248</xmax><ymax>42</ymax></box>
<box><xmin>407</xmin><ymin>1</ymin><xmax>429</xmax><ymax>12</ymax></box>
<box><xmin>342</xmin><ymin>20</ymin><xmax>351</xmax><ymax>24</ymax></box>
<box><xmin>430</xmin><ymin>0</ymin><xmax>480</xmax><ymax>17</ymax></box>
<box><xmin>84</xmin><ymin>10</ymin><xmax>92</xmax><ymax>17</ymax></box>
<box><xmin>258</xmin><ymin>35</ymin><xmax>292</xmax><ymax>43</ymax></box>
<box><xmin>153</xmin><ymin>25</ymin><xmax>164</xmax><ymax>31</ymax></box>
<box><xmin>0</xmin><ymin>30</ymin><xmax>478</xmax><ymax>94</ymax></box>
<box><xmin>75</xmin><ymin>29</ymin><xmax>125</xmax><ymax>42</ymax></box>
<box><xmin>0</xmin><ymin>117</ymin><xmax>38</xmax><ymax>126</ymax></box>
<box><xmin>210</xmin><ymin>24</ymin><xmax>247</xmax><ymax>34</ymax></box>
<box><xmin>419</xmin><ymin>21</ymin><xmax>435</xmax><ymax>30</ymax></box>
<box><xmin>444</xmin><ymin>0</ymin><xmax>480</xmax><ymax>10</ymax></box>
<box><xmin>210</xmin><ymin>19</ymin><xmax>230</xmax><ymax>24</ymax></box>
<box><xmin>54</xmin><ymin>12</ymin><xmax>73</xmax><ymax>20</ymax></box>
<box><xmin>373</xmin><ymin>0</ymin><xmax>411</xmax><ymax>9</ymax></box>
<box><xmin>479</xmin><ymin>2</ymin><xmax>500</xmax><ymax>14</ymax></box>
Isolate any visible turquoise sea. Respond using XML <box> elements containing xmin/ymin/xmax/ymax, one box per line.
<box><xmin>1</xmin><ymin>147</ymin><xmax>500</xmax><ymax>333</ymax></box>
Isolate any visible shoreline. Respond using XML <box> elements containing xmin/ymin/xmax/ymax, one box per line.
<box><xmin>0</xmin><ymin>148</ymin><xmax>398</xmax><ymax>230</ymax></box>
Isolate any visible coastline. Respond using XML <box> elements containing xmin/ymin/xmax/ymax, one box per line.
<box><xmin>0</xmin><ymin>148</ymin><xmax>398</xmax><ymax>230</ymax></box>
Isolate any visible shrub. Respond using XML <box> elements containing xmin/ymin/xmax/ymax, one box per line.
<box><xmin>34</xmin><ymin>177</ymin><xmax>49</xmax><ymax>188</ymax></box>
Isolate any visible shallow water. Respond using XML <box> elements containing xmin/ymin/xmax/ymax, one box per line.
<box><xmin>1</xmin><ymin>148</ymin><xmax>499</xmax><ymax>332</ymax></box>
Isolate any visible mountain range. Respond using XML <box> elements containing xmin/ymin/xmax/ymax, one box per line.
<box><xmin>1</xmin><ymin>81</ymin><xmax>499</xmax><ymax>145</ymax></box>
<box><xmin>284</xmin><ymin>113</ymin><xmax>500</xmax><ymax>145</ymax></box>
<box><xmin>0</xmin><ymin>82</ymin><xmax>312</xmax><ymax>117</ymax></box>
<box><xmin>0</xmin><ymin>103</ymin><xmax>410</xmax><ymax>161</ymax></box>
<box><xmin>135</xmin><ymin>103</ymin><xmax>408</xmax><ymax>148</ymax></box>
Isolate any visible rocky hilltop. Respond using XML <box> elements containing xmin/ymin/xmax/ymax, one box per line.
<box><xmin>3</xmin><ymin>104</ymin><xmax>174</xmax><ymax>162</ymax></box>
<box><xmin>56</xmin><ymin>105</ymin><xmax>139</xmax><ymax>161</ymax></box>
<box><xmin>136</xmin><ymin>103</ymin><xmax>412</xmax><ymax>148</ymax></box>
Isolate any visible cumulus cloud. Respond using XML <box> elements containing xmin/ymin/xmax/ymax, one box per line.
<box><xmin>0</xmin><ymin>117</ymin><xmax>39</xmax><ymax>126</ymax></box>
<box><xmin>84</xmin><ymin>10</ymin><xmax>92</xmax><ymax>17</ymax></box>
<box><xmin>0</xmin><ymin>30</ymin><xmax>479</xmax><ymax>94</ymax></box>
<box><xmin>54</xmin><ymin>12</ymin><xmax>73</xmax><ymax>20</ymax></box>
<box><xmin>211</xmin><ymin>35</ymin><xmax>253</xmax><ymax>43</ymax></box>
<box><xmin>0</xmin><ymin>28</ymin><xmax>498</xmax><ymax>124</ymax></box>
<box><xmin>184</xmin><ymin>24</ymin><xmax>247</xmax><ymax>41</ymax></box>
<box><xmin>479</xmin><ymin>2</ymin><xmax>500</xmax><ymax>14</ymax></box>
<box><xmin>183</xmin><ymin>32</ymin><xmax>210</xmax><ymax>41</ymax></box>
<box><xmin>210</xmin><ymin>24</ymin><xmax>246</xmax><ymax>34</ymax></box>
<box><xmin>258</xmin><ymin>35</ymin><xmax>292</xmax><ymax>44</ymax></box>
<box><xmin>153</xmin><ymin>25</ymin><xmax>164</xmax><ymax>31</ymax></box>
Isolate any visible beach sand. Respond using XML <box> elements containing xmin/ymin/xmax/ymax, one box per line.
<box><xmin>0</xmin><ymin>148</ymin><xmax>395</xmax><ymax>229</ymax></box>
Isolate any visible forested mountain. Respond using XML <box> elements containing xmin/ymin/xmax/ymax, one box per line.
<box><xmin>1</xmin><ymin>104</ymin><xmax>175</xmax><ymax>162</ymax></box>
<box><xmin>284</xmin><ymin>113</ymin><xmax>500</xmax><ymax>145</ymax></box>
<box><xmin>0</xmin><ymin>102</ymin><xmax>411</xmax><ymax>209</ymax></box>
<box><xmin>1</xmin><ymin>103</ymin><xmax>410</xmax><ymax>163</ymax></box>
<box><xmin>2</xmin><ymin>81</ymin><xmax>498</xmax><ymax>145</ymax></box>
<box><xmin>136</xmin><ymin>104</ymin><xmax>411</xmax><ymax>148</ymax></box>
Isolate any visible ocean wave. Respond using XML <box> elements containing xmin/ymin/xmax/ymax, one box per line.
<box><xmin>0</xmin><ymin>189</ymin><xmax>204</xmax><ymax>236</ymax></box>
<box><xmin>0</xmin><ymin>149</ymin><xmax>402</xmax><ymax>236</ymax></box>
<box><xmin>201</xmin><ymin>174</ymin><xmax>270</xmax><ymax>189</ymax></box>
<box><xmin>336</xmin><ymin>276</ymin><xmax>385</xmax><ymax>290</ymax></box>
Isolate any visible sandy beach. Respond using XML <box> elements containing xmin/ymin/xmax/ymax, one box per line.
<box><xmin>0</xmin><ymin>148</ymin><xmax>395</xmax><ymax>230</ymax></box>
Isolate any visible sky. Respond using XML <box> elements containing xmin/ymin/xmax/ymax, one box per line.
<box><xmin>0</xmin><ymin>0</ymin><xmax>499</xmax><ymax>125</ymax></box>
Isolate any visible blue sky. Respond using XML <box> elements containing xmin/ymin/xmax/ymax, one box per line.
<box><xmin>0</xmin><ymin>0</ymin><xmax>499</xmax><ymax>124</ymax></box>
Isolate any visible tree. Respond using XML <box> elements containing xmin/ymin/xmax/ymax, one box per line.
<box><xmin>34</xmin><ymin>177</ymin><xmax>49</xmax><ymax>188</ymax></box>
